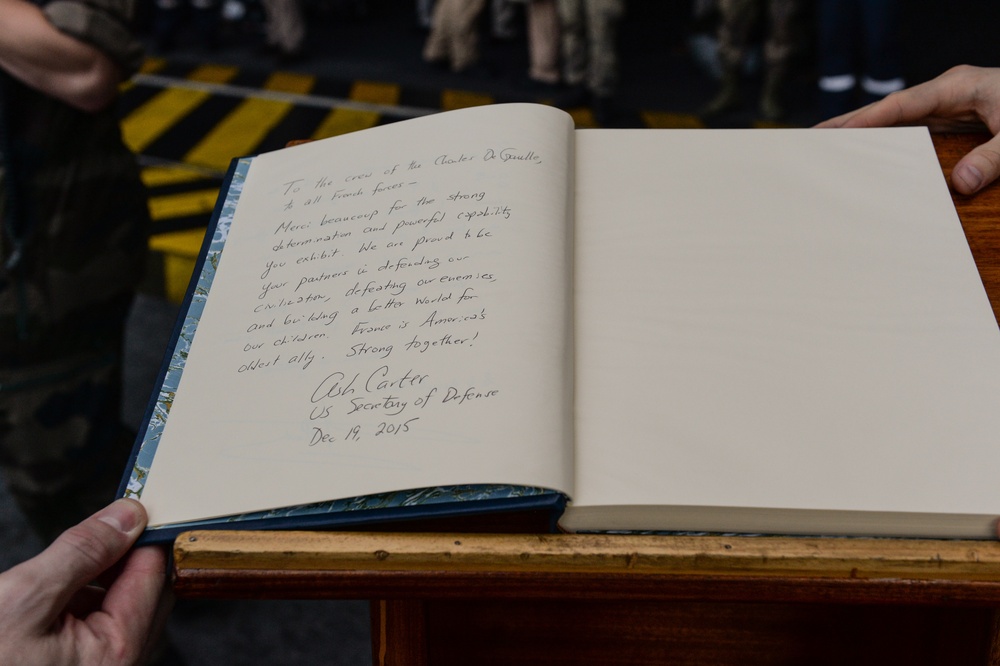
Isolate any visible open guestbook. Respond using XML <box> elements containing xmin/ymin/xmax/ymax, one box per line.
<box><xmin>119</xmin><ymin>103</ymin><xmax>1000</xmax><ymax>543</ymax></box>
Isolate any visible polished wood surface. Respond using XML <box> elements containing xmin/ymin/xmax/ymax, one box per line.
<box><xmin>932</xmin><ymin>132</ymin><xmax>1000</xmax><ymax>322</ymax></box>
<box><xmin>173</xmin><ymin>529</ymin><xmax>1000</xmax><ymax>603</ymax></box>
<box><xmin>173</xmin><ymin>133</ymin><xmax>1000</xmax><ymax>665</ymax></box>
<box><xmin>173</xmin><ymin>529</ymin><xmax>1000</xmax><ymax>578</ymax></box>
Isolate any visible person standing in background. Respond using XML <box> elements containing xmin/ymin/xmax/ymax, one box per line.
<box><xmin>423</xmin><ymin>0</ymin><xmax>488</xmax><ymax>73</ymax></box>
<box><xmin>558</xmin><ymin>0</ymin><xmax>625</xmax><ymax>124</ymax></box>
<box><xmin>0</xmin><ymin>0</ymin><xmax>150</xmax><ymax>543</ymax></box>
<box><xmin>508</xmin><ymin>0</ymin><xmax>561</xmax><ymax>88</ymax></box>
<box><xmin>702</xmin><ymin>0</ymin><xmax>801</xmax><ymax>121</ymax></box>
<box><xmin>259</xmin><ymin>0</ymin><xmax>307</xmax><ymax>64</ymax></box>
<box><xmin>815</xmin><ymin>0</ymin><xmax>905</xmax><ymax>119</ymax></box>
<box><xmin>491</xmin><ymin>0</ymin><xmax>520</xmax><ymax>40</ymax></box>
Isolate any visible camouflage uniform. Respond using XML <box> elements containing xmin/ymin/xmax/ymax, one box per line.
<box><xmin>557</xmin><ymin>0</ymin><xmax>625</xmax><ymax>98</ymax></box>
<box><xmin>704</xmin><ymin>0</ymin><xmax>801</xmax><ymax>119</ymax></box>
<box><xmin>0</xmin><ymin>0</ymin><xmax>149</xmax><ymax>542</ymax></box>
<box><xmin>422</xmin><ymin>0</ymin><xmax>488</xmax><ymax>73</ymax></box>
<box><xmin>715</xmin><ymin>0</ymin><xmax>799</xmax><ymax>75</ymax></box>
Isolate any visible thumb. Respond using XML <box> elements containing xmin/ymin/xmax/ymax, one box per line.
<box><xmin>952</xmin><ymin>136</ymin><xmax>1000</xmax><ymax>195</ymax></box>
<box><xmin>17</xmin><ymin>499</ymin><xmax>147</xmax><ymax>627</ymax></box>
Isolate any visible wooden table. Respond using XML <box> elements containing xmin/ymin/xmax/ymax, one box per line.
<box><xmin>172</xmin><ymin>133</ymin><xmax>1000</xmax><ymax>666</ymax></box>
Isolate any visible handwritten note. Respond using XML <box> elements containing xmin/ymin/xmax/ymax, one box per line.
<box><xmin>139</xmin><ymin>103</ymin><xmax>578</xmax><ymax>526</ymax></box>
<box><xmin>242</xmin><ymin>146</ymin><xmax>544</xmax><ymax>445</ymax></box>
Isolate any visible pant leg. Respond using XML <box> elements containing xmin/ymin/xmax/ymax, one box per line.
<box><xmin>0</xmin><ymin>344</ymin><xmax>134</xmax><ymax>544</ymax></box>
<box><xmin>449</xmin><ymin>0</ymin><xmax>487</xmax><ymax>70</ymax></box>
<box><xmin>423</xmin><ymin>0</ymin><xmax>452</xmax><ymax>63</ymax></box>
<box><xmin>526</xmin><ymin>0</ymin><xmax>561</xmax><ymax>83</ymax></box>
<box><xmin>816</xmin><ymin>0</ymin><xmax>857</xmax><ymax>79</ymax></box>
<box><xmin>816</xmin><ymin>0</ymin><xmax>860</xmax><ymax>117</ymax></box>
<box><xmin>423</xmin><ymin>0</ymin><xmax>486</xmax><ymax>71</ymax></box>
<box><xmin>763</xmin><ymin>0</ymin><xmax>799</xmax><ymax>69</ymax></box>
<box><xmin>260</xmin><ymin>0</ymin><xmax>306</xmax><ymax>52</ymax></box>
<box><xmin>558</xmin><ymin>0</ymin><xmax>587</xmax><ymax>87</ymax></box>
<box><xmin>716</xmin><ymin>0</ymin><xmax>760</xmax><ymax>69</ymax></box>
<box><xmin>859</xmin><ymin>0</ymin><xmax>905</xmax><ymax>99</ymax></box>
<box><xmin>582</xmin><ymin>0</ymin><xmax>624</xmax><ymax>97</ymax></box>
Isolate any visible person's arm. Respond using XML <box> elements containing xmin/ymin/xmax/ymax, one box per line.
<box><xmin>0</xmin><ymin>0</ymin><xmax>124</xmax><ymax>112</ymax></box>
<box><xmin>0</xmin><ymin>499</ymin><xmax>170</xmax><ymax>666</ymax></box>
<box><xmin>817</xmin><ymin>65</ymin><xmax>1000</xmax><ymax>196</ymax></box>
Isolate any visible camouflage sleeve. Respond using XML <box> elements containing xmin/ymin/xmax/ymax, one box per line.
<box><xmin>41</xmin><ymin>0</ymin><xmax>145</xmax><ymax>77</ymax></box>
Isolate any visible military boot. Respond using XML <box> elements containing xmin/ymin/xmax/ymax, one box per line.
<box><xmin>759</xmin><ymin>64</ymin><xmax>788</xmax><ymax>122</ymax></box>
<box><xmin>702</xmin><ymin>64</ymin><xmax>742</xmax><ymax>116</ymax></box>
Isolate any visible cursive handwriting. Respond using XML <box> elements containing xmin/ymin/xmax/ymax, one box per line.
<box><xmin>226</xmin><ymin>138</ymin><xmax>550</xmax><ymax>444</ymax></box>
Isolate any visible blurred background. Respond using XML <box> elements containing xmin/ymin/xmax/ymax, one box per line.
<box><xmin>2</xmin><ymin>1</ymin><xmax>999</xmax><ymax>663</ymax></box>
<box><xmin>122</xmin><ymin>0</ymin><xmax>1000</xmax><ymax>306</ymax></box>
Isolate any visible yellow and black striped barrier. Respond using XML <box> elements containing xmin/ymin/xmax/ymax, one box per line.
<box><xmin>120</xmin><ymin>57</ymin><xmax>710</xmax><ymax>302</ymax></box>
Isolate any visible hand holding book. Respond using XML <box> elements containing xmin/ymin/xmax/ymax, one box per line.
<box><xmin>817</xmin><ymin>65</ymin><xmax>1000</xmax><ymax>195</ymax></box>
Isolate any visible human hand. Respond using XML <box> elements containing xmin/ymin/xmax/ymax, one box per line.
<box><xmin>817</xmin><ymin>65</ymin><xmax>1000</xmax><ymax>195</ymax></box>
<box><xmin>0</xmin><ymin>0</ymin><xmax>125</xmax><ymax>111</ymax></box>
<box><xmin>0</xmin><ymin>499</ymin><xmax>170</xmax><ymax>666</ymax></box>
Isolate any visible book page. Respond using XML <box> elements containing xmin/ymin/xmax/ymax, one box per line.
<box><xmin>571</xmin><ymin>128</ymin><xmax>1000</xmax><ymax>532</ymax></box>
<box><xmin>139</xmin><ymin>103</ymin><xmax>576</xmax><ymax>527</ymax></box>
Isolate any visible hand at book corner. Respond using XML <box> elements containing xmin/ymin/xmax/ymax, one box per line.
<box><xmin>0</xmin><ymin>499</ymin><xmax>171</xmax><ymax>666</ymax></box>
<box><xmin>816</xmin><ymin>65</ymin><xmax>1000</xmax><ymax>196</ymax></box>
